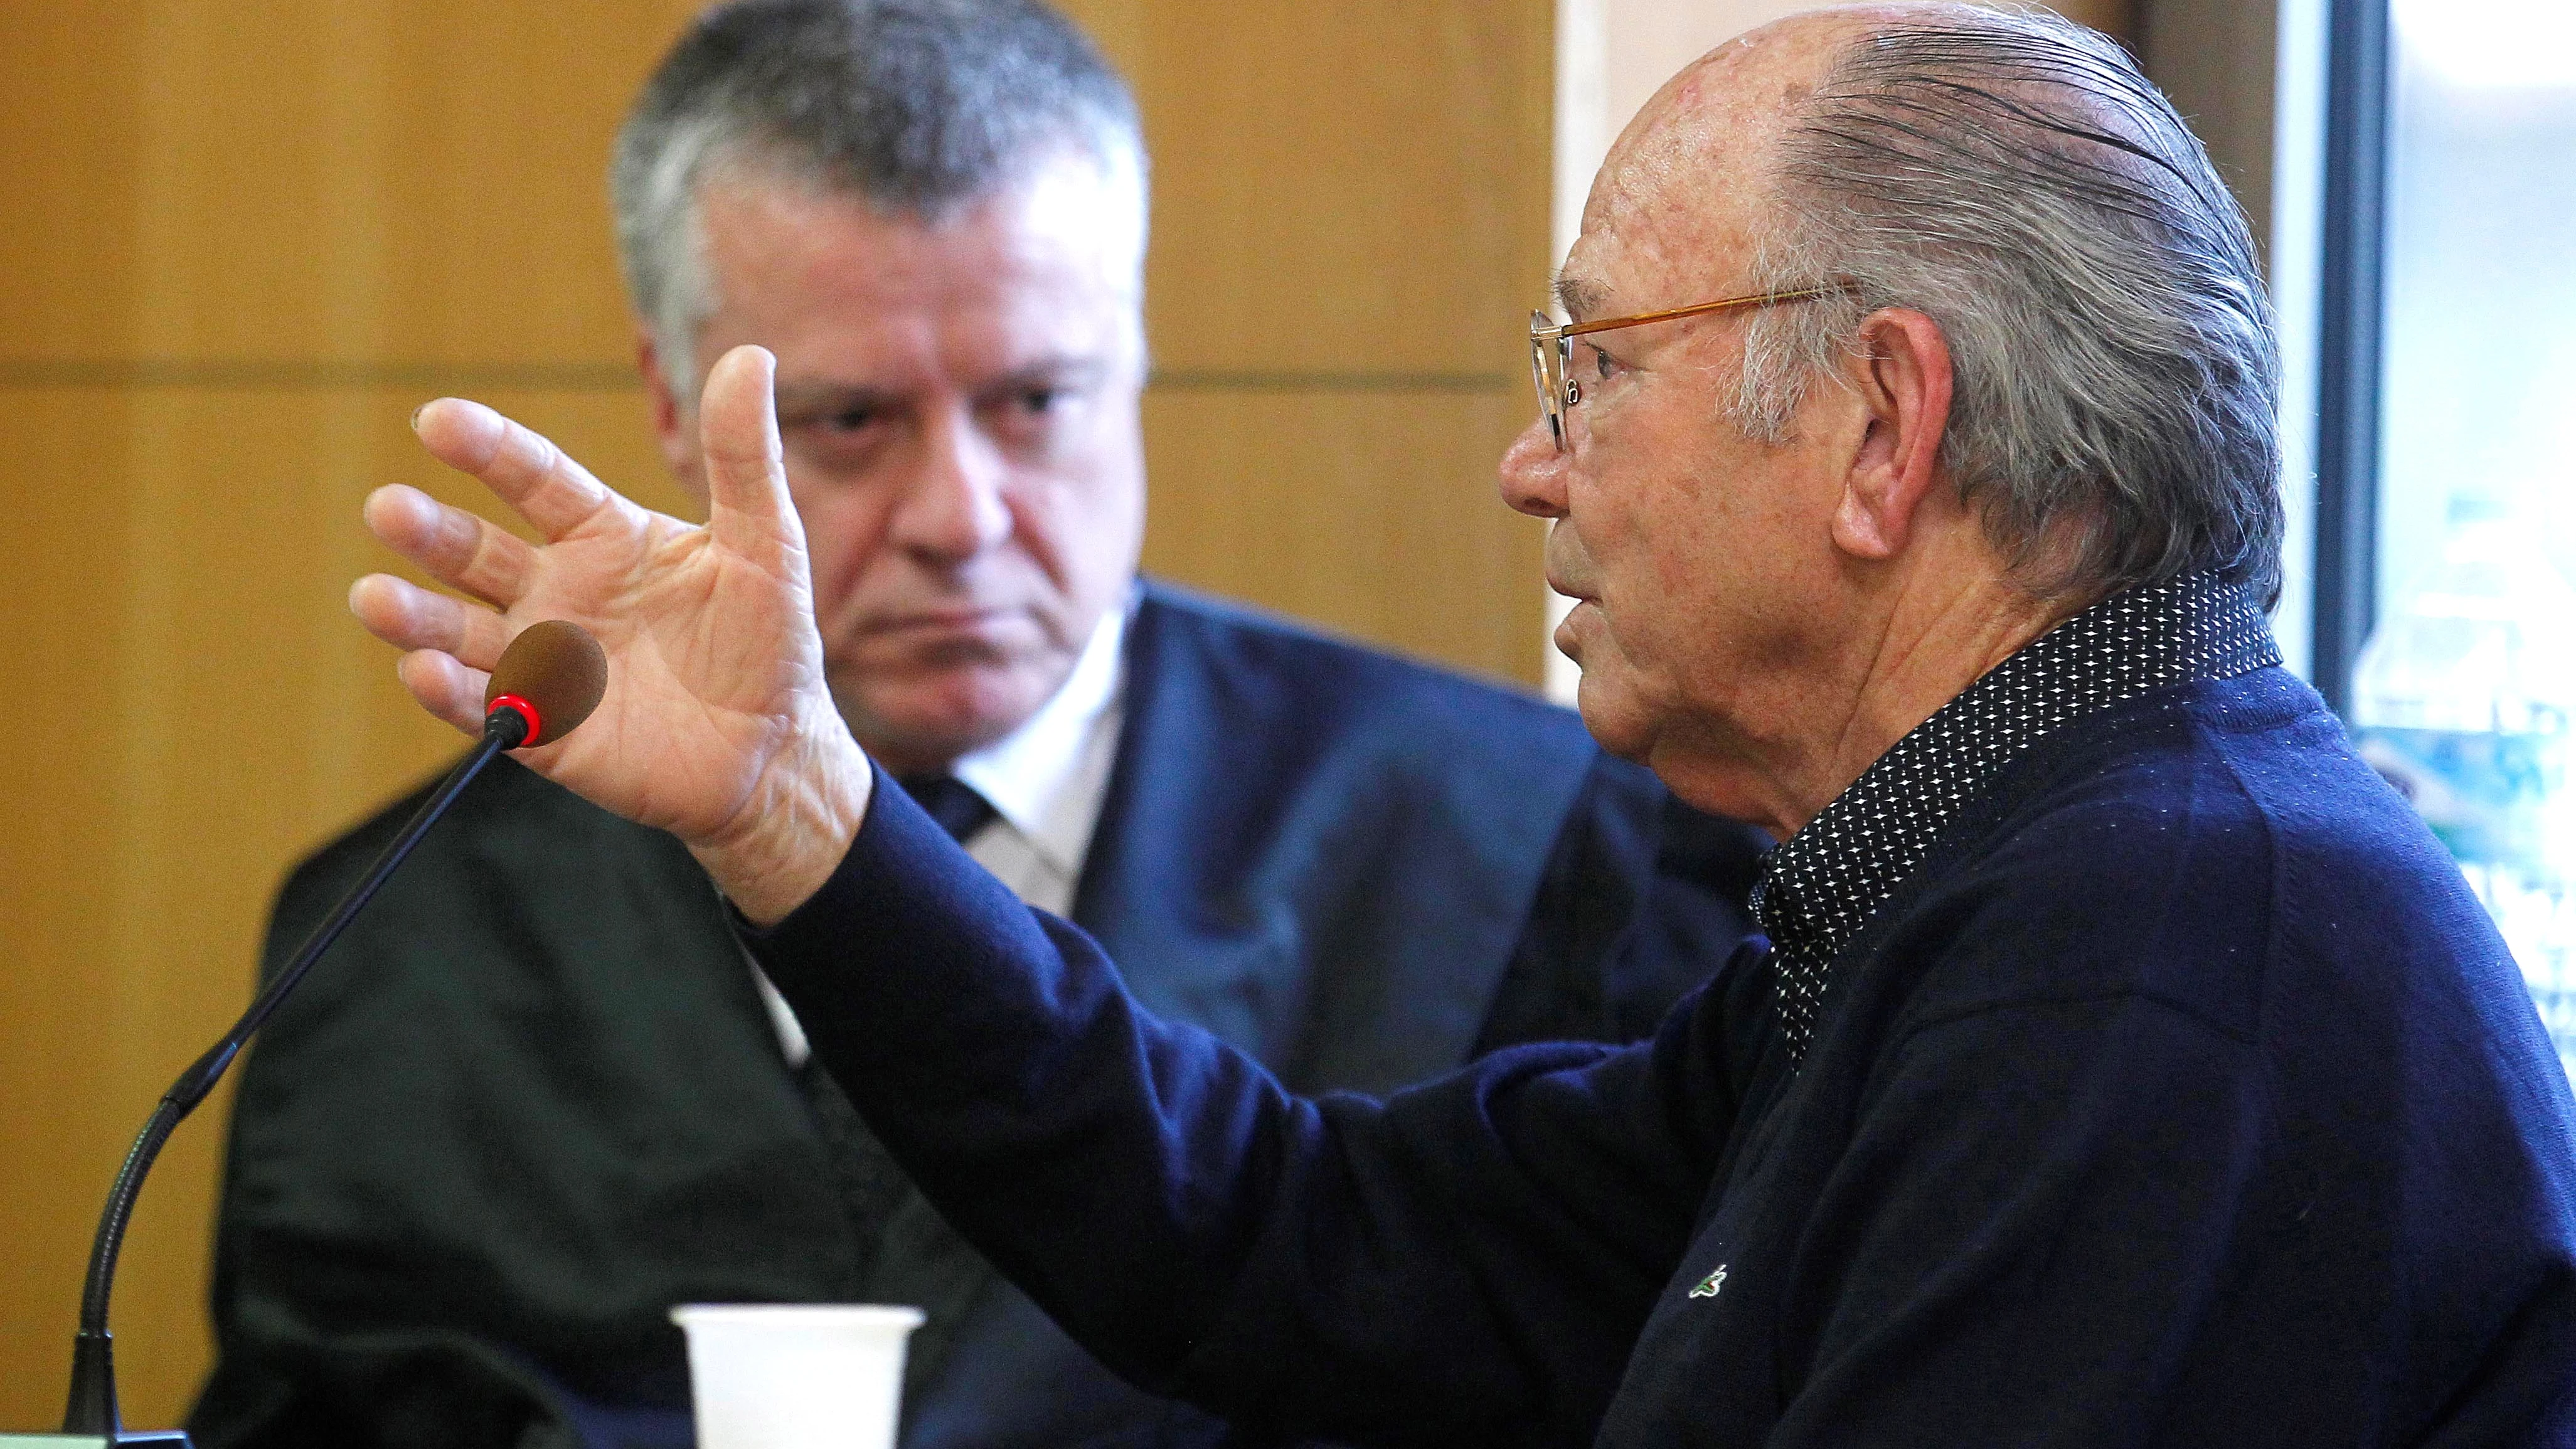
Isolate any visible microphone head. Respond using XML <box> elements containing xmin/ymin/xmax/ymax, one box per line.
<box><xmin>484</xmin><ymin>620</ymin><xmax>607</xmax><ymax>747</ymax></box>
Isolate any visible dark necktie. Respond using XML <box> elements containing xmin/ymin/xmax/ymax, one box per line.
<box><xmin>792</xmin><ymin>769</ymin><xmax>999</xmax><ymax>1336</ymax></box>
<box><xmin>896</xmin><ymin>773</ymin><xmax>998</xmax><ymax>844</ymax></box>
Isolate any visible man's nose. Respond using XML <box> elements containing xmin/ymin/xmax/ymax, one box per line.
<box><xmin>895</xmin><ymin>407</ymin><xmax>1014</xmax><ymax>561</ymax></box>
<box><xmin>1497</xmin><ymin>416</ymin><xmax>1571</xmax><ymax>519</ymax></box>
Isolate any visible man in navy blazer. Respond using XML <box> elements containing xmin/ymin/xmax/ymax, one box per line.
<box><xmin>191</xmin><ymin>4</ymin><xmax>1758</xmax><ymax>1446</ymax></box>
<box><xmin>333</xmin><ymin>3</ymin><xmax>2576</xmax><ymax>1444</ymax></box>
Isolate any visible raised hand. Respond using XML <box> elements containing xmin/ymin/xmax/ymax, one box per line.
<box><xmin>351</xmin><ymin>344</ymin><xmax>871</xmax><ymax>923</ymax></box>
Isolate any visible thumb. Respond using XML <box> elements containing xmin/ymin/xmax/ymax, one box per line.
<box><xmin>698</xmin><ymin>344</ymin><xmax>801</xmax><ymax>558</ymax></box>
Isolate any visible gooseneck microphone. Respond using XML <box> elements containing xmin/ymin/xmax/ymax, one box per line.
<box><xmin>53</xmin><ymin>622</ymin><xmax>607</xmax><ymax>1446</ymax></box>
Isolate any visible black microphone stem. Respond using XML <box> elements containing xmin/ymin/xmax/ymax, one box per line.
<box><xmin>63</xmin><ymin>708</ymin><xmax>529</xmax><ymax>1438</ymax></box>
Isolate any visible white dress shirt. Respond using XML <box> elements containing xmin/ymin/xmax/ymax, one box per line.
<box><xmin>757</xmin><ymin>602</ymin><xmax>1131</xmax><ymax>1068</ymax></box>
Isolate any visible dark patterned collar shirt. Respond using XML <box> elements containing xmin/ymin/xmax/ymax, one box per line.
<box><xmin>1748</xmin><ymin>570</ymin><xmax>2282</xmax><ymax>1069</ymax></box>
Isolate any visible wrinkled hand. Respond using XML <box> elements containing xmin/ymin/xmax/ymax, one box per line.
<box><xmin>352</xmin><ymin>344</ymin><xmax>871</xmax><ymax>923</ymax></box>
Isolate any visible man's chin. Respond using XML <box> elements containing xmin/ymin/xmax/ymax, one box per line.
<box><xmin>1572</xmin><ymin>672</ymin><xmax>1658</xmax><ymax>766</ymax></box>
<box><xmin>834</xmin><ymin>689</ymin><xmax>1004</xmax><ymax>777</ymax></box>
<box><xmin>833</xmin><ymin>668</ymin><xmax>1050</xmax><ymax>774</ymax></box>
<box><xmin>1560</xmin><ymin>617</ymin><xmax>1651</xmax><ymax>759</ymax></box>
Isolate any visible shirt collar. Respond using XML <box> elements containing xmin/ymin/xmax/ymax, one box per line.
<box><xmin>947</xmin><ymin>597</ymin><xmax>1129</xmax><ymax>881</ymax></box>
<box><xmin>1750</xmin><ymin>570</ymin><xmax>2281</xmax><ymax>1063</ymax></box>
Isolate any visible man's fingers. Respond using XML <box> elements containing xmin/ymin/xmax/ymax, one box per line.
<box><xmin>362</xmin><ymin>484</ymin><xmax>539</xmax><ymax>608</ymax></box>
<box><xmin>698</xmin><ymin>346</ymin><xmax>804</xmax><ymax>558</ymax></box>
<box><xmin>395</xmin><ymin>648</ymin><xmax>492</xmax><ymax>737</ymax></box>
<box><xmin>412</xmin><ymin>398</ymin><xmax>638</xmax><ymax>545</ymax></box>
<box><xmin>349</xmin><ymin>572</ymin><xmax>515</xmax><ymax>671</ymax></box>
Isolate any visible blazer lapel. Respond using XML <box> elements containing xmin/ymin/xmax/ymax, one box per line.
<box><xmin>1070</xmin><ymin>585</ymin><xmax>1595</xmax><ymax>1092</ymax></box>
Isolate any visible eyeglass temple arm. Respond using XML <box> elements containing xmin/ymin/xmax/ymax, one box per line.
<box><xmin>1553</xmin><ymin>282</ymin><xmax>1858</xmax><ymax>339</ymax></box>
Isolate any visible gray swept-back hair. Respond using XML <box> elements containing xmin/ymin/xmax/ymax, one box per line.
<box><xmin>610</xmin><ymin>0</ymin><xmax>1145</xmax><ymax>393</ymax></box>
<box><xmin>1733</xmin><ymin>4</ymin><xmax>2281</xmax><ymax>605</ymax></box>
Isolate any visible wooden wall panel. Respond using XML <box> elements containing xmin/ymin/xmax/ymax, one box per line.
<box><xmin>0</xmin><ymin>2</ymin><xmax>705</xmax><ymax>369</ymax></box>
<box><xmin>1123</xmin><ymin>4</ymin><xmax>1555</xmax><ymax>374</ymax></box>
<box><xmin>2053</xmin><ymin>0</ymin><xmax>2137</xmax><ymax>43</ymax></box>
<box><xmin>1109</xmin><ymin>0</ymin><xmax>1555</xmax><ymax>684</ymax></box>
<box><xmin>2138</xmin><ymin>0</ymin><xmax>2277</xmax><ymax>260</ymax></box>
<box><xmin>0</xmin><ymin>383</ymin><xmax>685</xmax><ymax>1427</ymax></box>
<box><xmin>0</xmin><ymin>13</ymin><xmax>147</xmax><ymax>358</ymax></box>
<box><xmin>1141</xmin><ymin>390</ymin><xmax>1544</xmax><ymax>682</ymax></box>
<box><xmin>1</xmin><ymin>0</ymin><xmax>1558</xmax><ymax>1430</ymax></box>
<box><xmin>0</xmin><ymin>386</ymin><xmax>141</xmax><ymax>1431</ymax></box>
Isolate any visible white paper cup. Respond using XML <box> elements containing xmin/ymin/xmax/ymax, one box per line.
<box><xmin>671</xmin><ymin>1302</ymin><xmax>925</xmax><ymax>1449</ymax></box>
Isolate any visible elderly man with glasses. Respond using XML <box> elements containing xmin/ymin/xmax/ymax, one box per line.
<box><xmin>345</xmin><ymin>2</ymin><xmax>2576</xmax><ymax>1443</ymax></box>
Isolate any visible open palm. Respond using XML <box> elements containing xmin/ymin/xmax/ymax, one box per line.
<box><xmin>351</xmin><ymin>344</ymin><xmax>871</xmax><ymax>920</ymax></box>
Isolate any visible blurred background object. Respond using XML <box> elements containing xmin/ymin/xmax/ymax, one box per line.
<box><xmin>0</xmin><ymin>0</ymin><xmax>2338</xmax><ymax>1428</ymax></box>
<box><xmin>2344</xmin><ymin>0</ymin><xmax>2576</xmax><ymax>1075</ymax></box>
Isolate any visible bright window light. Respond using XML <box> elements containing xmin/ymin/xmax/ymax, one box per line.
<box><xmin>2376</xmin><ymin>0</ymin><xmax>2576</xmax><ymax>1076</ymax></box>
<box><xmin>2392</xmin><ymin>0</ymin><xmax>2576</xmax><ymax>90</ymax></box>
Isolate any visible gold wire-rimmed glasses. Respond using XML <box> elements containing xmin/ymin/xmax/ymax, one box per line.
<box><xmin>1528</xmin><ymin>283</ymin><xmax>1860</xmax><ymax>449</ymax></box>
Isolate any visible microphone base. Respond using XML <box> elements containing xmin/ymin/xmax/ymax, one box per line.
<box><xmin>1</xmin><ymin>1435</ymin><xmax>190</xmax><ymax>1447</ymax></box>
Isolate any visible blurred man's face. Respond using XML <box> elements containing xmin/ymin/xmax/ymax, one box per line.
<box><xmin>646</xmin><ymin>149</ymin><xmax>1149</xmax><ymax>773</ymax></box>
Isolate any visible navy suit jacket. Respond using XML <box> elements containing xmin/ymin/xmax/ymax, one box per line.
<box><xmin>193</xmin><ymin>583</ymin><xmax>1762</xmax><ymax>1449</ymax></box>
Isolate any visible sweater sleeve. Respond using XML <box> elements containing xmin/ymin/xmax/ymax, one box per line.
<box><xmin>747</xmin><ymin>767</ymin><xmax>1757</xmax><ymax>1446</ymax></box>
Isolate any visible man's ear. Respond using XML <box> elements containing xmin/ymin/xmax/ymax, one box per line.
<box><xmin>638</xmin><ymin>331</ymin><xmax>707</xmax><ymax>497</ymax></box>
<box><xmin>1829</xmin><ymin>308</ymin><xmax>1954</xmax><ymax>561</ymax></box>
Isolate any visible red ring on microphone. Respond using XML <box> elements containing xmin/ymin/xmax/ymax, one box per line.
<box><xmin>487</xmin><ymin>693</ymin><xmax>543</xmax><ymax>748</ymax></box>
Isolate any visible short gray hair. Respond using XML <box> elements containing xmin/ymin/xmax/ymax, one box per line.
<box><xmin>610</xmin><ymin>0</ymin><xmax>1145</xmax><ymax>392</ymax></box>
<box><xmin>1735</xmin><ymin>5</ymin><xmax>2281</xmax><ymax>605</ymax></box>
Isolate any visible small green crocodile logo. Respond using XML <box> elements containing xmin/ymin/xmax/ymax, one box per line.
<box><xmin>1689</xmin><ymin>1264</ymin><xmax>1728</xmax><ymax>1299</ymax></box>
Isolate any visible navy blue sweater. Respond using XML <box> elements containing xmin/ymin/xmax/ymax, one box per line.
<box><xmin>755</xmin><ymin>666</ymin><xmax>2576</xmax><ymax>1446</ymax></box>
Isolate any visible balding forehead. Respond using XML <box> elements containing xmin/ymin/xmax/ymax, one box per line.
<box><xmin>1567</xmin><ymin>4</ymin><xmax>1946</xmax><ymax>313</ymax></box>
<box><xmin>1664</xmin><ymin>7</ymin><xmax>1870</xmax><ymax>109</ymax></box>
<box><xmin>1600</xmin><ymin>14</ymin><xmax>1853</xmax><ymax>210</ymax></box>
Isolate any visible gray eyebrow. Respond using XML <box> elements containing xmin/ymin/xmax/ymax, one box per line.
<box><xmin>981</xmin><ymin>356</ymin><xmax>1112</xmax><ymax>394</ymax></box>
<box><xmin>1553</xmin><ymin>273</ymin><xmax>1609</xmax><ymax>323</ymax></box>
<box><xmin>762</xmin><ymin>383</ymin><xmax>907</xmax><ymax>422</ymax></box>
<box><xmin>772</xmin><ymin>383</ymin><xmax>902</xmax><ymax>414</ymax></box>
